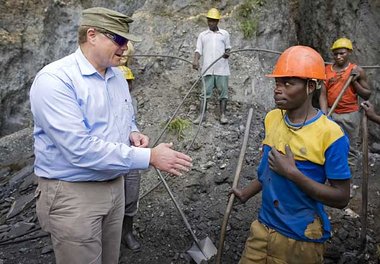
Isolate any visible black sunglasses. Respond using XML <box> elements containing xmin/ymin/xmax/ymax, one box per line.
<box><xmin>99</xmin><ymin>30</ymin><xmax>128</xmax><ymax>47</ymax></box>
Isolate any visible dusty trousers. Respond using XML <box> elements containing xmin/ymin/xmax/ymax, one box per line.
<box><xmin>331</xmin><ymin>111</ymin><xmax>361</xmax><ymax>167</ymax></box>
<box><xmin>239</xmin><ymin>220</ymin><xmax>324</xmax><ymax>264</ymax></box>
<box><xmin>35</xmin><ymin>176</ymin><xmax>124</xmax><ymax>264</ymax></box>
<box><xmin>124</xmin><ymin>170</ymin><xmax>141</xmax><ymax>216</ymax></box>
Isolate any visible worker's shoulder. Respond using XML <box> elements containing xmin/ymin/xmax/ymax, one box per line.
<box><xmin>39</xmin><ymin>53</ymin><xmax>77</xmax><ymax>75</ymax></box>
<box><xmin>316</xmin><ymin>114</ymin><xmax>346</xmax><ymax>140</ymax></box>
<box><xmin>218</xmin><ymin>28</ymin><xmax>230</xmax><ymax>35</ymax></box>
<box><xmin>265</xmin><ymin>109</ymin><xmax>282</xmax><ymax>119</ymax></box>
<box><xmin>263</xmin><ymin>109</ymin><xmax>283</xmax><ymax>126</ymax></box>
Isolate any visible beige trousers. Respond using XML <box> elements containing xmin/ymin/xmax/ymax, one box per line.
<box><xmin>35</xmin><ymin>176</ymin><xmax>124</xmax><ymax>264</ymax></box>
<box><xmin>239</xmin><ymin>220</ymin><xmax>324</xmax><ymax>264</ymax></box>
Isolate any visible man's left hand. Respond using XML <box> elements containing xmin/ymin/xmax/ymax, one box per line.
<box><xmin>130</xmin><ymin>132</ymin><xmax>149</xmax><ymax>147</ymax></box>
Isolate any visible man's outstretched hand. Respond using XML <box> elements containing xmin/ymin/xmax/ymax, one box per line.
<box><xmin>150</xmin><ymin>143</ymin><xmax>192</xmax><ymax>176</ymax></box>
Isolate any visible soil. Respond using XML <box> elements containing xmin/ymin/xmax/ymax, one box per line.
<box><xmin>0</xmin><ymin>74</ymin><xmax>379</xmax><ymax>264</ymax></box>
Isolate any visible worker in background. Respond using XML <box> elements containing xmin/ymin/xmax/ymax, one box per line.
<box><xmin>192</xmin><ymin>7</ymin><xmax>231</xmax><ymax>125</ymax></box>
<box><xmin>232</xmin><ymin>46</ymin><xmax>351</xmax><ymax>263</ymax></box>
<box><xmin>30</xmin><ymin>7</ymin><xmax>192</xmax><ymax>264</ymax></box>
<box><xmin>117</xmin><ymin>41</ymin><xmax>142</xmax><ymax>252</ymax></box>
<box><xmin>319</xmin><ymin>37</ymin><xmax>371</xmax><ymax>168</ymax></box>
<box><xmin>119</xmin><ymin>41</ymin><xmax>138</xmax><ymax>113</ymax></box>
<box><xmin>362</xmin><ymin>101</ymin><xmax>380</xmax><ymax>124</ymax></box>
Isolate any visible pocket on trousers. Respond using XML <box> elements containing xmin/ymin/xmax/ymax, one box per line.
<box><xmin>35</xmin><ymin>180</ymin><xmax>62</xmax><ymax>232</ymax></box>
<box><xmin>35</xmin><ymin>185</ymin><xmax>48</xmax><ymax>231</ymax></box>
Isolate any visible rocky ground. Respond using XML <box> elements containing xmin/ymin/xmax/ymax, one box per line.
<box><xmin>0</xmin><ymin>79</ymin><xmax>379</xmax><ymax>263</ymax></box>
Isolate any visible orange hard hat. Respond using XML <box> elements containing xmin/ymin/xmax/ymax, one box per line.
<box><xmin>266</xmin><ymin>45</ymin><xmax>326</xmax><ymax>80</ymax></box>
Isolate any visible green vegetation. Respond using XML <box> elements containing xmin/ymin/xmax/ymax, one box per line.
<box><xmin>166</xmin><ymin>117</ymin><xmax>191</xmax><ymax>140</ymax></box>
<box><xmin>237</xmin><ymin>0</ymin><xmax>265</xmax><ymax>39</ymax></box>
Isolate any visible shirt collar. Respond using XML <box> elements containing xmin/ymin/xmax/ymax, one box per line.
<box><xmin>206</xmin><ymin>28</ymin><xmax>221</xmax><ymax>34</ymax></box>
<box><xmin>74</xmin><ymin>48</ymin><xmax>116</xmax><ymax>80</ymax></box>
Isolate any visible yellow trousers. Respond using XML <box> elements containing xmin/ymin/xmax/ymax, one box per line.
<box><xmin>239</xmin><ymin>220</ymin><xmax>324</xmax><ymax>264</ymax></box>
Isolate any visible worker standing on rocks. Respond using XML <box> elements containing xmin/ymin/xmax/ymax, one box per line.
<box><xmin>192</xmin><ymin>7</ymin><xmax>231</xmax><ymax>125</ymax></box>
<box><xmin>30</xmin><ymin>7</ymin><xmax>192</xmax><ymax>264</ymax></box>
<box><xmin>232</xmin><ymin>46</ymin><xmax>351</xmax><ymax>263</ymax></box>
<box><xmin>319</xmin><ymin>37</ymin><xmax>371</xmax><ymax>169</ymax></box>
<box><xmin>118</xmin><ymin>41</ymin><xmax>143</xmax><ymax>252</ymax></box>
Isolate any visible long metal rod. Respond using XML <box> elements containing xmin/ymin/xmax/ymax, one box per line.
<box><xmin>139</xmin><ymin>55</ymin><xmax>225</xmax><ymax>200</ymax></box>
<box><xmin>360</xmin><ymin>113</ymin><xmax>369</xmax><ymax>249</ymax></box>
<box><xmin>131</xmin><ymin>53</ymin><xmax>380</xmax><ymax>69</ymax></box>
<box><xmin>139</xmin><ymin>48</ymin><xmax>280</xmax><ymax>200</ymax></box>
<box><xmin>215</xmin><ymin>108</ymin><xmax>254</xmax><ymax>264</ymax></box>
<box><xmin>138</xmin><ymin>49</ymin><xmax>378</xmax><ymax>200</ymax></box>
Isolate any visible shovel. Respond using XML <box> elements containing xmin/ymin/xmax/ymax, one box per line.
<box><xmin>155</xmin><ymin>168</ymin><xmax>217</xmax><ymax>263</ymax></box>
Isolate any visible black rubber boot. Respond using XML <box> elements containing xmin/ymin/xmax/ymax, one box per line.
<box><xmin>193</xmin><ymin>100</ymin><xmax>208</xmax><ymax>124</ymax></box>
<box><xmin>122</xmin><ymin>216</ymin><xmax>141</xmax><ymax>252</ymax></box>
<box><xmin>220</xmin><ymin>99</ymin><xmax>228</xmax><ymax>124</ymax></box>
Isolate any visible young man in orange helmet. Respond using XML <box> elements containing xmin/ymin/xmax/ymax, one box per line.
<box><xmin>319</xmin><ymin>38</ymin><xmax>371</xmax><ymax>168</ymax></box>
<box><xmin>192</xmin><ymin>8</ymin><xmax>231</xmax><ymax>125</ymax></box>
<box><xmin>232</xmin><ymin>46</ymin><xmax>351</xmax><ymax>263</ymax></box>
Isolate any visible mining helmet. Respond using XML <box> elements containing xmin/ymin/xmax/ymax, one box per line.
<box><xmin>266</xmin><ymin>45</ymin><xmax>326</xmax><ymax>80</ymax></box>
<box><xmin>119</xmin><ymin>66</ymin><xmax>135</xmax><ymax>80</ymax></box>
<box><xmin>331</xmin><ymin>38</ymin><xmax>353</xmax><ymax>51</ymax></box>
<box><xmin>206</xmin><ymin>8</ymin><xmax>221</xmax><ymax>20</ymax></box>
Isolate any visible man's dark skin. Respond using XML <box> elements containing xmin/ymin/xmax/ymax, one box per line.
<box><xmin>319</xmin><ymin>48</ymin><xmax>370</xmax><ymax>113</ymax></box>
<box><xmin>233</xmin><ymin>77</ymin><xmax>350</xmax><ymax>209</ymax></box>
<box><xmin>362</xmin><ymin>101</ymin><xmax>380</xmax><ymax>124</ymax></box>
<box><xmin>192</xmin><ymin>18</ymin><xmax>230</xmax><ymax>71</ymax></box>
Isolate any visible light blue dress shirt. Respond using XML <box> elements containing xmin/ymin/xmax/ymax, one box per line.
<box><xmin>30</xmin><ymin>48</ymin><xmax>150</xmax><ymax>181</ymax></box>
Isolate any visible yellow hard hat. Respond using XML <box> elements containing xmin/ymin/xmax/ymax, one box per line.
<box><xmin>118</xmin><ymin>66</ymin><xmax>135</xmax><ymax>80</ymax></box>
<box><xmin>331</xmin><ymin>38</ymin><xmax>353</xmax><ymax>51</ymax></box>
<box><xmin>206</xmin><ymin>8</ymin><xmax>221</xmax><ymax>20</ymax></box>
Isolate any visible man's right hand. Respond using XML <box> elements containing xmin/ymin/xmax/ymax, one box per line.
<box><xmin>350</xmin><ymin>67</ymin><xmax>360</xmax><ymax>82</ymax></box>
<box><xmin>361</xmin><ymin>101</ymin><xmax>376</xmax><ymax>119</ymax></box>
<box><xmin>150</xmin><ymin>143</ymin><xmax>192</xmax><ymax>176</ymax></box>
<box><xmin>229</xmin><ymin>187</ymin><xmax>248</xmax><ymax>204</ymax></box>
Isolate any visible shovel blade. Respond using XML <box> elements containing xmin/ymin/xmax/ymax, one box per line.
<box><xmin>187</xmin><ymin>237</ymin><xmax>217</xmax><ymax>264</ymax></box>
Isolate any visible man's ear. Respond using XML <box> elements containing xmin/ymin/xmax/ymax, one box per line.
<box><xmin>87</xmin><ymin>28</ymin><xmax>97</xmax><ymax>44</ymax></box>
<box><xmin>307</xmin><ymin>80</ymin><xmax>317</xmax><ymax>95</ymax></box>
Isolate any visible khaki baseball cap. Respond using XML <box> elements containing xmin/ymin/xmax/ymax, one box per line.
<box><xmin>80</xmin><ymin>7</ymin><xmax>142</xmax><ymax>42</ymax></box>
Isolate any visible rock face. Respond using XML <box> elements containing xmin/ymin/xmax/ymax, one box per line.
<box><xmin>1</xmin><ymin>0</ymin><xmax>379</xmax><ymax>145</ymax></box>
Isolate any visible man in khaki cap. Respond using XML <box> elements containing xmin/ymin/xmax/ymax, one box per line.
<box><xmin>30</xmin><ymin>7</ymin><xmax>192</xmax><ymax>264</ymax></box>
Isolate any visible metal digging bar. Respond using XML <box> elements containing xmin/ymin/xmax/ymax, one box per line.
<box><xmin>155</xmin><ymin>168</ymin><xmax>217</xmax><ymax>263</ymax></box>
<box><xmin>215</xmin><ymin>108</ymin><xmax>254</xmax><ymax>264</ymax></box>
<box><xmin>360</xmin><ymin>112</ymin><xmax>369</xmax><ymax>249</ymax></box>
